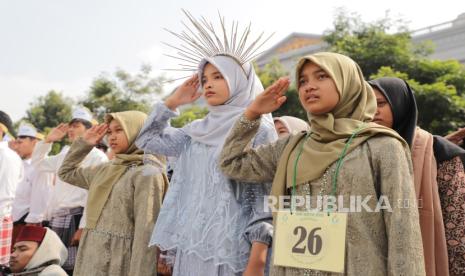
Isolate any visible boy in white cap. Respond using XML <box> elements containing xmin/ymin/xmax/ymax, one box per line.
<box><xmin>30</xmin><ymin>106</ymin><xmax>107</xmax><ymax>274</ymax></box>
<box><xmin>11</xmin><ymin>123</ymin><xmax>53</xmax><ymax>249</ymax></box>
<box><xmin>0</xmin><ymin>110</ymin><xmax>23</xmax><ymax>267</ymax></box>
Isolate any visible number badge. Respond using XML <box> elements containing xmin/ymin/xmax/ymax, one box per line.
<box><xmin>273</xmin><ymin>211</ymin><xmax>347</xmax><ymax>273</ymax></box>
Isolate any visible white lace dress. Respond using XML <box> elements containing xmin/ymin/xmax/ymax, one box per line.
<box><xmin>135</xmin><ymin>102</ymin><xmax>277</xmax><ymax>275</ymax></box>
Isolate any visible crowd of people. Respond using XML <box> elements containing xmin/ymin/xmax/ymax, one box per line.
<box><xmin>1</xmin><ymin>13</ymin><xmax>465</xmax><ymax>276</ymax></box>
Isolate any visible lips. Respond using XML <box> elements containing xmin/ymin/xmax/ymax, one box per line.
<box><xmin>305</xmin><ymin>94</ymin><xmax>319</xmax><ymax>103</ymax></box>
<box><xmin>109</xmin><ymin>143</ymin><xmax>118</xmax><ymax>149</ymax></box>
<box><xmin>204</xmin><ymin>91</ymin><xmax>215</xmax><ymax>97</ymax></box>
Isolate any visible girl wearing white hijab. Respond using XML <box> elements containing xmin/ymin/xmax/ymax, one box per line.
<box><xmin>136</xmin><ymin>55</ymin><xmax>278</xmax><ymax>275</ymax></box>
<box><xmin>273</xmin><ymin>116</ymin><xmax>310</xmax><ymax>138</ymax></box>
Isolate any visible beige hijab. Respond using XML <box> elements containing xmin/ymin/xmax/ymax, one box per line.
<box><xmin>86</xmin><ymin>111</ymin><xmax>154</xmax><ymax>229</ymax></box>
<box><xmin>272</xmin><ymin>52</ymin><xmax>407</xmax><ymax>198</ymax></box>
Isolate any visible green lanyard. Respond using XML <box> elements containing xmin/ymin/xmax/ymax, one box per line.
<box><xmin>291</xmin><ymin>124</ymin><xmax>366</xmax><ymax>213</ymax></box>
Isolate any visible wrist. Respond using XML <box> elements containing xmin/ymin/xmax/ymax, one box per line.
<box><xmin>165</xmin><ymin>98</ymin><xmax>179</xmax><ymax>111</ymax></box>
<box><xmin>244</xmin><ymin>108</ymin><xmax>261</xmax><ymax>121</ymax></box>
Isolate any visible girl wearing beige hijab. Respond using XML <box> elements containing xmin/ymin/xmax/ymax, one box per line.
<box><xmin>57</xmin><ymin>111</ymin><xmax>168</xmax><ymax>276</ymax></box>
<box><xmin>219</xmin><ymin>52</ymin><xmax>425</xmax><ymax>275</ymax></box>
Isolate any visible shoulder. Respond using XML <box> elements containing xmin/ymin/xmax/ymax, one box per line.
<box><xmin>0</xmin><ymin>146</ymin><xmax>21</xmax><ymax>164</ymax></box>
<box><xmin>363</xmin><ymin>134</ymin><xmax>411</xmax><ymax>170</ymax></box>
<box><xmin>130</xmin><ymin>164</ymin><xmax>168</xmax><ymax>184</ymax></box>
<box><xmin>365</xmin><ymin>134</ymin><xmax>406</xmax><ymax>154</ymax></box>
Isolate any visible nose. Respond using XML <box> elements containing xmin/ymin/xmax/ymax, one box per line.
<box><xmin>303</xmin><ymin>81</ymin><xmax>316</xmax><ymax>93</ymax></box>
<box><xmin>300</xmin><ymin>82</ymin><xmax>315</xmax><ymax>94</ymax></box>
<box><xmin>203</xmin><ymin>80</ymin><xmax>212</xmax><ymax>89</ymax></box>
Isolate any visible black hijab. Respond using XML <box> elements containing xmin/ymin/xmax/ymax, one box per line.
<box><xmin>369</xmin><ymin>77</ymin><xmax>465</xmax><ymax>164</ymax></box>
<box><xmin>368</xmin><ymin>77</ymin><xmax>418</xmax><ymax>147</ymax></box>
<box><xmin>433</xmin><ymin>135</ymin><xmax>465</xmax><ymax>165</ymax></box>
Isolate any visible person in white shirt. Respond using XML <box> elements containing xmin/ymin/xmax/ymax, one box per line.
<box><xmin>0</xmin><ymin>110</ymin><xmax>23</xmax><ymax>267</ymax></box>
<box><xmin>11</xmin><ymin>123</ymin><xmax>53</xmax><ymax>248</ymax></box>
<box><xmin>31</xmin><ymin>106</ymin><xmax>107</xmax><ymax>274</ymax></box>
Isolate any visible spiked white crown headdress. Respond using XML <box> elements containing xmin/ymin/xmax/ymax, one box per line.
<box><xmin>163</xmin><ymin>9</ymin><xmax>273</xmax><ymax>75</ymax></box>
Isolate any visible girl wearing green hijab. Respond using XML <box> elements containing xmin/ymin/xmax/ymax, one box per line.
<box><xmin>219</xmin><ymin>52</ymin><xmax>425</xmax><ymax>275</ymax></box>
<box><xmin>57</xmin><ymin>111</ymin><xmax>168</xmax><ymax>276</ymax></box>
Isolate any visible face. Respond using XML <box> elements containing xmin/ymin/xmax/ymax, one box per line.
<box><xmin>201</xmin><ymin>63</ymin><xmax>230</xmax><ymax>106</ymax></box>
<box><xmin>67</xmin><ymin>121</ymin><xmax>88</xmax><ymax>142</ymax></box>
<box><xmin>15</xmin><ymin>137</ymin><xmax>37</xmax><ymax>159</ymax></box>
<box><xmin>274</xmin><ymin>120</ymin><xmax>290</xmax><ymax>138</ymax></box>
<box><xmin>298</xmin><ymin>62</ymin><xmax>340</xmax><ymax>115</ymax></box>
<box><xmin>10</xmin><ymin>241</ymin><xmax>39</xmax><ymax>273</ymax></box>
<box><xmin>106</xmin><ymin>120</ymin><xmax>129</xmax><ymax>154</ymax></box>
<box><xmin>373</xmin><ymin>88</ymin><xmax>394</xmax><ymax>128</ymax></box>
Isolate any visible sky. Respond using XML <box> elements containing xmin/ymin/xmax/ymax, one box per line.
<box><xmin>1</xmin><ymin>0</ymin><xmax>464</xmax><ymax>122</ymax></box>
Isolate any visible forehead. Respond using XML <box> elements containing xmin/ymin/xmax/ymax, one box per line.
<box><xmin>299</xmin><ymin>61</ymin><xmax>324</xmax><ymax>76</ymax></box>
<box><xmin>14</xmin><ymin>241</ymin><xmax>38</xmax><ymax>249</ymax></box>
<box><xmin>69</xmin><ymin>120</ymin><xmax>85</xmax><ymax>127</ymax></box>
<box><xmin>109</xmin><ymin>119</ymin><xmax>121</xmax><ymax>128</ymax></box>
<box><xmin>202</xmin><ymin>63</ymin><xmax>220</xmax><ymax>75</ymax></box>
<box><xmin>372</xmin><ymin>87</ymin><xmax>387</xmax><ymax>100</ymax></box>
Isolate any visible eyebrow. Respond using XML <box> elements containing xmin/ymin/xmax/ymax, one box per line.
<box><xmin>313</xmin><ymin>69</ymin><xmax>326</xmax><ymax>75</ymax></box>
<box><xmin>202</xmin><ymin>70</ymin><xmax>221</xmax><ymax>77</ymax></box>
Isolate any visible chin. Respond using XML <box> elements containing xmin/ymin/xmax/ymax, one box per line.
<box><xmin>206</xmin><ymin>97</ymin><xmax>227</xmax><ymax>106</ymax></box>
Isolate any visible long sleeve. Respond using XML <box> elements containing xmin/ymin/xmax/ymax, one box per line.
<box><xmin>129</xmin><ymin>167</ymin><xmax>168</xmax><ymax>276</ymax></box>
<box><xmin>135</xmin><ymin>102</ymin><xmax>190</xmax><ymax>157</ymax></box>
<box><xmin>219</xmin><ymin>114</ymin><xmax>290</xmax><ymax>183</ymax></box>
<box><xmin>437</xmin><ymin>156</ymin><xmax>465</xmax><ymax>275</ymax></box>
<box><xmin>0</xmin><ymin>143</ymin><xmax>23</xmax><ymax>218</ymax></box>
<box><xmin>239</xmin><ymin>123</ymin><xmax>277</xmax><ymax>246</ymax></box>
<box><xmin>31</xmin><ymin>141</ymin><xmax>65</xmax><ymax>173</ymax></box>
<box><xmin>371</xmin><ymin>138</ymin><xmax>426</xmax><ymax>275</ymax></box>
<box><xmin>78</xmin><ymin>149</ymin><xmax>108</xmax><ymax>229</ymax></box>
<box><xmin>24</xmin><ymin>171</ymin><xmax>53</xmax><ymax>223</ymax></box>
<box><xmin>57</xmin><ymin>138</ymin><xmax>101</xmax><ymax>190</ymax></box>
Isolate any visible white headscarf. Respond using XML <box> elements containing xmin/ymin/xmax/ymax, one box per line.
<box><xmin>182</xmin><ymin>55</ymin><xmax>274</xmax><ymax>151</ymax></box>
<box><xmin>273</xmin><ymin>116</ymin><xmax>310</xmax><ymax>135</ymax></box>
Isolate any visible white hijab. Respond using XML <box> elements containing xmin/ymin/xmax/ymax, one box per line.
<box><xmin>182</xmin><ymin>55</ymin><xmax>274</xmax><ymax>151</ymax></box>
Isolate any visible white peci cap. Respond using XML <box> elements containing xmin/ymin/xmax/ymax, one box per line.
<box><xmin>17</xmin><ymin>122</ymin><xmax>44</xmax><ymax>140</ymax></box>
<box><xmin>72</xmin><ymin>106</ymin><xmax>93</xmax><ymax>123</ymax></box>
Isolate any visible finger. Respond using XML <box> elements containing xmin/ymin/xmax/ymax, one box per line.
<box><xmin>97</xmin><ymin>124</ymin><xmax>109</xmax><ymax>135</ymax></box>
<box><xmin>276</xmin><ymin>81</ymin><xmax>290</xmax><ymax>95</ymax></box>
<box><xmin>276</xmin><ymin>78</ymin><xmax>290</xmax><ymax>92</ymax></box>
<box><xmin>185</xmin><ymin>75</ymin><xmax>195</xmax><ymax>86</ymax></box>
<box><xmin>193</xmin><ymin>78</ymin><xmax>200</xmax><ymax>87</ymax></box>
<box><xmin>60</xmin><ymin>124</ymin><xmax>69</xmax><ymax>131</ymax></box>
<box><xmin>277</xmin><ymin>96</ymin><xmax>287</xmax><ymax>106</ymax></box>
<box><xmin>263</xmin><ymin>80</ymin><xmax>280</xmax><ymax>95</ymax></box>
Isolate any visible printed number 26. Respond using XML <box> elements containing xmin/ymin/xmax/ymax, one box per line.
<box><xmin>292</xmin><ymin>226</ymin><xmax>322</xmax><ymax>255</ymax></box>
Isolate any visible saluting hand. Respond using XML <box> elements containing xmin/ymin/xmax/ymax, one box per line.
<box><xmin>82</xmin><ymin>124</ymin><xmax>108</xmax><ymax>146</ymax></box>
<box><xmin>45</xmin><ymin>123</ymin><xmax>69</xmax><ymax>143</ymax></box>
<box><xmin>165</xmin><ymin>75</ymin><xmax>201</xmax><ymax>110</ymax></box>
<box><xmin>245</xmin><ymin>77</ymin><xmax>290</xmax><ymax>120</ymax></box>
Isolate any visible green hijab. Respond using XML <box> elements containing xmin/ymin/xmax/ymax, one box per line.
<box><xmin>271</xmin><ymin>52</ymin><xmax>407</xmax><ymax>199</ymax></box>
<box><xmin>86</xmin><ymin>110</ymin><xmax>153</xmax><ymax>229</ymax></box>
